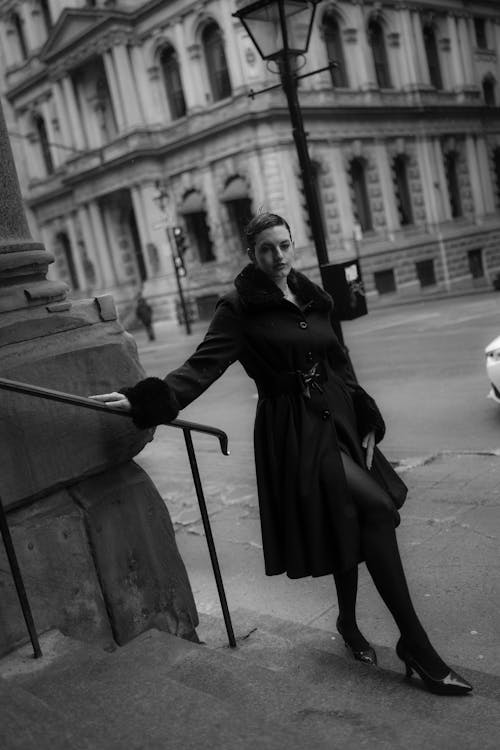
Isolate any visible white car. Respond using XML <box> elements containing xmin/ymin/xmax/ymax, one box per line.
<box><xmin>486</xmin><ymin>335</ymin><xmax>500</xmax><ymax>403</ymax></box>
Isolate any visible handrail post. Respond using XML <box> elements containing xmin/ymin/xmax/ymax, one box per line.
<box><xmin>183</xmin><ymin>428</ymin><xmax>237</xmax><ymax>648</ymax></box>
<box><xmin>0</xmin><ymin>496</ymin><xmax>42</xmax><ymax>658</ymax></box>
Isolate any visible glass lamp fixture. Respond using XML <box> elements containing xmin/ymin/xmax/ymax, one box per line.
<box><xmin>233</xmin><ymin>0</ymin><xmax>319</xmax><ymax>60</ymax></box>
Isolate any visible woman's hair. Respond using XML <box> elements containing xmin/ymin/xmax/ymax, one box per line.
<box><xmin>244</xmin><ymin>212</ymin><xmax>292</xmax><ymax>251</ymax></box>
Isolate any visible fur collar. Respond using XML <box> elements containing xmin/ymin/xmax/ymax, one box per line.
<box><xmin>234</xmin><ymin>263</ymin><xmax>332</xmax><ymax>312</ymax></box>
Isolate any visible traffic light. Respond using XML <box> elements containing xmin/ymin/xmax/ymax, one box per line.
<box><xmin>173</xmin><ymin>225</ymin><xmax>188</xmax><ymax>256</ymax></box>
<box><xmin>172</xmin><ymin>225</ymin><xmax>187</xmax><ymax>277</ymax></box>
<box><xmin>174</xmin><ymin>255</ymin><xmax>186</xmax><ymax>278</ymax></box>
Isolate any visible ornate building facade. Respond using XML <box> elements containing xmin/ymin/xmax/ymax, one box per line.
<box><xmin>1</xmin><ymin>0</ymin><xmax>500</xmax><ymax>320</ymax></box>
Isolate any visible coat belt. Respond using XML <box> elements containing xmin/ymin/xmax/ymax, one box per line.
<box><xmin>256</xmin><ymin>362</ymin><xmax>327</xmax><ymax>399</ymax></box>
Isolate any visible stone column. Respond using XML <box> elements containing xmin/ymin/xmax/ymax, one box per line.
<box><xmin>347</xmin><ymin>8</ymin><xmax>375</xmax><ymax>90</ymax></box>
<box><xmin>476</xmin><ymin>136</ymin><xmax>496</xmax><ymax>214</ymax></box>
<box><xmin>457</xmin><ymin>16</ymin><xmax>474</xmax><ymax>86</ymax></box>
<box><xmin>129</xmin><ymin>44</ymin><xmax>162</xmax><ymax>124</ymax></box>
<box><xmin>174</xmin><ymin>23</ymin><xmax>201</xmax><ymax>111</ymax></box>
<box><xmin>87</xmin><ymin>200</ymin><xmax>117</xmax><ymax>285</ymax></box>
<box><xmin>219</xmin><ymin>14</ymin><xmax>244</xmax><ymax>92</ymax></box>
<box><xmin>111</xmin><ymin>43</ymin><xmax>143</xmax><ymax>128</ymax></box>
<box><xmin>0</xmin><ymin>101</ymin><xmax>67</xmax><ymax>312</ymax></box>
<box><xmin>40</xmin><ymin>97</ymin><xmax>61</xmax><ymax>169</ymax></box>
<box><xmin>464</xmin><ymin>135</ymin><xmax>485</xmax><ymax>218</ymax></box>
<box><xmin>0</xmin><ymin>20</ymin><xmax>16</xmax><ymax>68</ymax></box>
<box><xmin>138</xmin><ymin>182</ymin><xmax>174</xmax><ymax>274</ymax></box>
<box><xmin>103</xmin><ymin>50</ymin><xmax>126</xmax><ymax>132</ymax></box>
<box><xmin>398</xmin><ymin>8</ymin><xmax>419</xmax><ymax>87</ymax></box>
<box><xmin>433</xmin><ymin>139</ymin><xmax>452</xmax><ymax>221</ymax></box>
<box><xmin>62</xmin><ymin>76</ymin><xmax>86</xmax><ymax>150</ymax></box>
<box><xmin>330</xmin><ymin>145</ymin><xmax>356</xmax><ymax>243</ymax></box>
<box><xmin>186</xmin><ymin>43</ymin><xmax>207</xmax><ymax>109</ymax></box>
<box><xmin>374</xmin><ymin>142</ymin><xmax>399</xmax><ymax>233</ymax></box>
<box><xmin>65</xmin><ymin>212</ymin><xmax>88</xmax><ymax>291</ymax></box>
<box><xmin>447</xmin><ymin>15</ymin><xmax>465</xmax><ymax>88</ymax></box>
<box><xmin>51</xmin><ymin>79</ymin><xmax>73</xmax><ymax>152</ymax></box>
<box><xmin>19</xmin><ymin>0</ymin><xmax>37</xmax><ymax>52</ymax></box>
<box><xmin>411</xmin><ymin>11</ymin><xmax>430</xmax><ymax>86</ymax></box>
<box><xmin>77</xmin><ymin>203</ymin><xmax>104</xmax><ymax>288</ymax></box>
<box><xmin>130</xmin><ymin>185</ymin><xmax>156</xmax><ymax>279</ymax></box>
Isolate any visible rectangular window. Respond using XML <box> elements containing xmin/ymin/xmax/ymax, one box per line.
<box><xmin>415</xmin><ymin>259</ymin><xmax>436</xmax><ymax>288</ymax></box>
<box><xmin>185</xmin><ymin>212</ymin><xmax>215</xmax><ymax>263</ymax></box>
<box><xmin>468</xmin><ymin>249</ymin><xmax>484</xmax><ymax>279</ymax></box>
<box><xmin>374</xmin><ymin>269</ymin><xmax>396</xmax><ymax>295</ymax></box>
<box><xmin>474</xmin><ymin>18</ymin><xmax>488</xmax><ymax>49</ymax></box>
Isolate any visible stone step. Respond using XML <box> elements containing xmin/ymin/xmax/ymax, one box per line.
<box><xmin>14</xmin><ymin>631</ymin><xmax>332</xmax><ymax>750</ymax></box>
<box><xmin>196</xmin><ymin>608</ymin><xmax>500</xmax><ymax>749</ymax></box>
<box><xmin>0</xmin><ymin>680</ymin><xmax>95</xmax><ymax>750</ymax></box>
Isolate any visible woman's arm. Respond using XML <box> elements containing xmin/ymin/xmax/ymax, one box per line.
<box><xmin>91</xmin><ymin>297</ymin><xmax>243</xmax><ymax>428</ymax></box>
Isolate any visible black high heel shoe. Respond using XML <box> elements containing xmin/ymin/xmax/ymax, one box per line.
<box><xmin>396</xmin><ymin>638</ymin><xmax>472</xmax><ymax>695</ymax></box>
<box><xmin>336</xmin><ymin>618</ymin><xmax>378</xmax><ymax>665</ymax></box>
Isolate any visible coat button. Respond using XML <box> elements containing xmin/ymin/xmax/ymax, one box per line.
<box><xmin>299</xmin><ymin>321</ymin><xmax>308</xmax><ymax>329</ymax></box>
<box><xmin>322</xmin><ymin>410</ymin><xmax>331</xmax><ymax>420</ymax></box>
<box><xmin>306</xmin><ymin>351</ymin><xmax>313</xmax><ymax>362</ymax></box>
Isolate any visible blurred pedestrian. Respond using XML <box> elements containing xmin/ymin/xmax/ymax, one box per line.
<box><xmin>136</xmin><ymin>293</ymin><xmax>155</xmax><ymax>341</ymax></box>
<box><xmin>91</xmin><ymin>212</ymin><xmax>471</xmax><ymax>696</ymax></box>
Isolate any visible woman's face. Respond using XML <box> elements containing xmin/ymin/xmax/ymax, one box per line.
<box><xmin>248</xmin><ymin>225</ymin><xmax>295</xmax><ymax>282</ymax></box>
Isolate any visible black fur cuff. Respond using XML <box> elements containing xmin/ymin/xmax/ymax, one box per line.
<box><xmin>351</xmin><ymin>386</ymin><xmax>386</xmax><ymax>443</ymax></box>
<box><xmin>119</xmin><ymin>377</ymin><xmax>180</xmax><ymax>429</ymax></box>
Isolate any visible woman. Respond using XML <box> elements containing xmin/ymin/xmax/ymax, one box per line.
<box><xmin>92</xmin><ymin>212</ymin><xmax>472</xmax><ymax>696</ymax></box>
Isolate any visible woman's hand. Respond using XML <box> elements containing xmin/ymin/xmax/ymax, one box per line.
<box><xmin>362</xmin><ymin>431</ymin><xmax>376</xmax><ymax>470</ymax></box>
<box><xmin>88</xmin><ymin>392</ymin><xmax>132</xmax><ymax>412</ymax></box>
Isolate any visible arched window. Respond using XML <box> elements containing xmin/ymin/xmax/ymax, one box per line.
<box><xmin>423</xmin><ymin>25</ymin><xmax>442</xmax><ymax>90</ymax></box>
<box><xmin>443</xmin><ymin>151</ymin><xmax>463</xmax><ymax>218</ymax></box>
<box><xmin>11</xmin><ymin>12</ymin><xmax>28</xmax><ymax>60</ymax></box>
<box><xmin>323</xmin><ymin>12</ymin><xmax>348</xmax><ymax>88</ymax></box>
<box><xmin>33</xmin><ymin>113</ymin><xmax>54</xmax><ymax>175</ymax></box>
<box><xmin>40</xmin><ymin>0</ymin><xmax>52</xmax><ymax>33</ymax></box>
<box><xmin>349</xmin><ymin>158</ymin><xmax>373</xmax><ymax>232</ymax></box>
<box><xmin>56</xmin><ymin>232</ymin><xmax>79</xmax><ymax>290</ymax></box>
<box><xmin>368</xmin><ymin>19</ymin><xmax>391</xmax><ymax>89</ymax></box>
<box><xmin>392</xmin><ymin>155</ymin><xmax>413</xmax><ymax>226</ymax></box>
<box><xmin>159</xmin><ymin>45</ymin><xmax>187</xmax><ymax>120</ymax></box>
<box><xmin>202</xmin><ymin>22</ymin><xmax>232</xmax><ymax>102</ymax></box>
<box><xmin>483</xmin><ymin>76</ymin><xmax>496</xmax><ymax>107</ymax></box>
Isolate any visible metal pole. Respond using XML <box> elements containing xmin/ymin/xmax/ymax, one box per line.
<box><xmin>167</xmin><ymin>227</ymin><xmax>192</xmax><ymax>336</ymax></box>
<box><xmin>0</xmin><ymin>496</ymin><xmax>42</xmax><ymax>658</ymax></box>
<box><xmin>182</xmin><ymin>428</ymin><xmax>237</xmax><ymax>648</ymax></box>
<box><xmin>278</xmin><ymin>52</ymin><xmax>345</xmax><ymax>344</ymax></box>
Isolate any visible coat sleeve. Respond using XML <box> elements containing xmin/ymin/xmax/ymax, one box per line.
<box><xmin>329</xmin><ymin>311</ymin><xmax>386</xmax><ymax>443</ymax></box>
<box><xmin>121</xmin><ymin>297</ymin><xmax>242</xmax><ymax>428</ymax></box>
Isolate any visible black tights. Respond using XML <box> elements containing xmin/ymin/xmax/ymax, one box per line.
<box><xmin>334</xmin><ymin>452</ymin><xmax>447</xmax><ymax>677</ymax></box>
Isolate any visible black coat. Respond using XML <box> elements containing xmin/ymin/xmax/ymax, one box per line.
<box><xmin>124</xmin><ymin>265</ymin><xmax>407</xmax><ymax>578</ymax></box>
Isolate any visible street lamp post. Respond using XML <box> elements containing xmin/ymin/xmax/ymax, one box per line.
<box><xmin>233</xmin><ymin>0</ymin><xmax>346</xmax><ymax>342</ymax></box>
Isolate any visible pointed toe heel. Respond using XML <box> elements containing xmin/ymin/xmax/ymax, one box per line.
<box><xmin>336</xmin><ymin>619</ymin><xmax>378</xmax><ymax>666</ymax></box>
<box><xmin>396</xmin><ymin>638</ymin><xmax>472</xmax><ymax>696</ymax></box>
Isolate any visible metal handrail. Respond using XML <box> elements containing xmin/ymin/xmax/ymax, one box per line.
<box><xmin>0</xmin><ymin>376</ymin><xmax>237</xmax><ymax>657</ymax></box>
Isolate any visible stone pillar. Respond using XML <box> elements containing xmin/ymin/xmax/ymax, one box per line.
<box><xmin>465</xmin><ymin>135</ymin><xmax>486</xmax><ymax>218</ymax></box>
<box><xmin>62</xmin><ymin>76</ymin><xmax>86</xmax><ymax>150</ymax></box>
<box><xmin>174</xmin><ymin>23</ymin><xmax>201</xmax><ymax>111</ymax></box>
<box><xmin>103</xmin><ymin>50</ymin><xmax>126</xmax><ymax>132</ymax></box>
<box><xmin>0</xmin><ymin>20</ymin><xmax>16</xmax><ymax>68</ymax></box>
<box><xmin>129</xmin><ymin>44</ymin><xmax>162</xmax><ymax>124</ymax></box>
<box><xmin>138</xmin><ymin>182</ymin><xmax>174</xmax><ymax>275</ymax></box>
<box><xmin>65</xmin><ymin>211</ymin><xmax>89</xmax><ymax>291</ymax></box>
<box><xmin>87</xmin><ymin>199</ymin><xmax>117</xmax><ymax>285</ymax></box>
<box><xmin>476</xmin><ymin>136</ymin><xmax>496</xmax><ymax>214</ymax></box>
<box><xmin>411</xmin><ymin>11</ymin><xmax>430</xmax><ymax>86</ymax></box>
<box><xmin>219</xmin><ymin>14</ymin><xmax>244</xmax><ymax>92</ymax></box>
<box><xmin>330</xmin><ymin>145</ymin><xmax>356</xmax><ymax>243</ymax></box>
<box><xmin>374</xmin><ymin>142</ymin><xmax>399</xmax><ymax>233</ymax></box>
<box><xmin>186</xmin><ymin>43</ymin><xmax>207</xmax><ymax>109</ymax></box>
<box><xmin>347</xmin><ymin>8</ymin><xmax>375</xmax><ymax>90</ymax></box>
<box><xmin>130</xmin><ymin>185</ymin><xmax>156</xmax><ymax>279</ymax></box>
<box><xmin>0</xmin><ymin>96</ymin><xmax>199</xmax><ymax>655</ymax></box>
<box><xmin>51</xmin><ymin>79</ymin><xmax>73</xmax><ymax>152</ymax></box>
<box><xmin>398</xmin><ymin>8</ymin><xmax>419</xmax><ymax>87</ymax></box>
<box><xmin>457</xmin><ymin>16</ymin><xmax>474</xmax><ymax>86</ymax></box>
<box><xmin>433</xmin><ymin>139</ymin><xmax>452</xmax><ymax>221</ymax></box>
<box><xmin>0</xmin><ymin>102</ymin><xmax>66</xmax><ymax>312</ymax></box>
<box><xmin>40</xmin><ymin>97</ymin><xmax>61</xmax><ymax>169</ymax></box>
<box><xmin>77</xmin><ymin>203</ymin><xmax>104</xmax><ymax>288</ymax></box>
<box><xmin>447</xmin><ymin>15</ymin><xmax>465</xmax><ymax>88</ymax></box>
<box><xmin>111</xmin><ymin>43</ymin><xmax>143</xmax><ymax>128</ymax></box>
